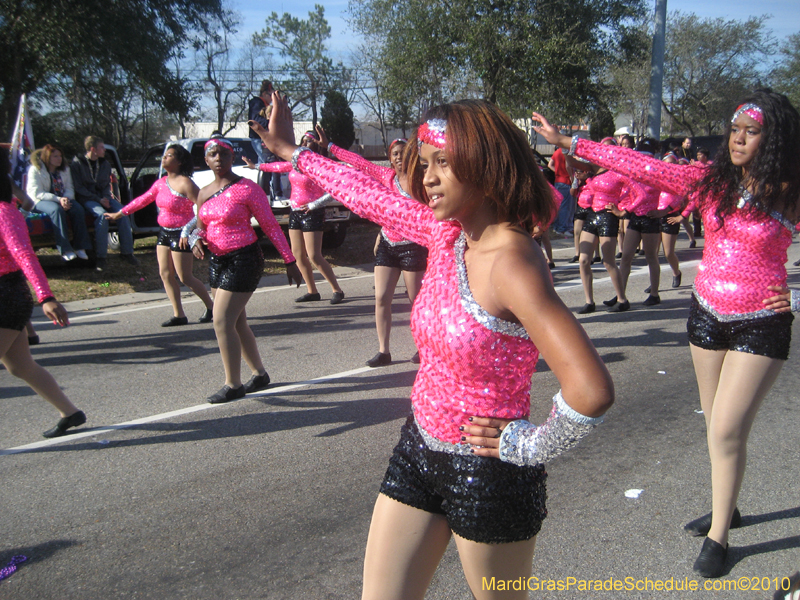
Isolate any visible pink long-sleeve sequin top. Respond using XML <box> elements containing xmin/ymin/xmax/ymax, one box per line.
<box><xmin>578</xmin><ymin>170</ymin><xmax>633</xmax><ymax>213</ymax></box>
<box><xmin>258</xmin><ymin>162</ymin><xmax>328</xmax><ymax>211</ymax></box>
<box><xmin>327</xmin><ymin>143</ymin><xmax>410</xmax><ymax>245</ymax></box>
<box><xmin>0</xmin><ymin>201</ymin><xmax>53</xmax><ymax>302</ymax></box>
<box><xmin>121</xmin><ymin>176</ymin><xmax>195</xmax><ymax>229</ymax></box>
<box><xmin>294</xmin><ymin>149</ymin><xmax>539</xmax><ymax>445</ymax></box>
<box><xmin>657</xmin><ymin>190</ymin><xmax>684</xmax><ymax>212</ymax></box>
<box><xmin>620</xmin><ymin>179</ymin><xmax>661</xmax><ymax>216</ymax></box>
<box><xmin>198</xmin><ymin>178</ymin><xmax>294</xmax><ymax>263</ymax></box>
<box><xmin>574</xmin><ymin>139</ymin><xmax>794</xmax><ymax>318</ymax></box>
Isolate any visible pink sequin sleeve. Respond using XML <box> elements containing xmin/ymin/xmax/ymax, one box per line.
<box><xmin>0</xmin><ymin>202</ymin><xmax>53</xmax><ymax>302</ymax></box>
<box><xmin>258</xmin><ymin>162</ymin><xmax>292</xmax><ymax>174</ymax></box>
<box><xmin>658</xmin><ymin>190</ymin><xmax>684</xmax><ymax>211</ymax></box>
<box><xmin>574</xmin><ymin>139</ymin><xmax>704</xmax><ymax>198</ymax></box>
<box><xmin>328</xmin><ymin>143</ymin><xmax>395</xmax><ymax>189</ymax></box>
<box><xmin>294</xmin><ymin>149</ymin><xmax>436</xmax><ymax>248</ymax></box>
<box><xmin>682</xmin><ymin>198</ymin><xmax>700</xmax><ymax>218</ymax></box>
<box><xmin>122</xmin><ymin>177</ymin><xmax>161</xmax><ymax>216</ymax></box>
<box><xmin>243</xmin><ymin>182</ymin><xmax>295</xmax><ymax>263</ymax></box>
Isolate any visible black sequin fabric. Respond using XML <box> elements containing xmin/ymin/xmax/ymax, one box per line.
<box><xmin>573</xmin><ymin>206</ymin><xmax>592</xmax><ymax>222</ymax></box>
<box><xmin>380</xmin><ymin>416</ymin><xmax>547</xmax><ymax>544</ymax></box>
<box><xmin>156</xmin><ymin>228</ymin><xmax>191</xmax><ymax>253</ymax></box>
<box><xmin>687</xmin><ymin>294</ymin><xmax>793</xmax><ymax>360</ymax></box>
<box><xmin>627</xmin><ymin>214</ymin><xmax>661</xmax><ymax>234</ymax></box>
<box><xmin>208</xmin><ymin>242</ymin><xmax>264</xmax><ymax>293</ymax></box>
<box><xmin>582</xmin><ymin>210</ymin><xmax>619</xmax><ymax>238</ymax></box>
<box><xmin>0</xmin><ymin>270</ymin><xmax>35</xmax><ymax>331</ymax></box>
<box><xmin>374</xmin><ymin>237</ymin><xmax>429</xmax><ymax>272</ymax></box>
<box><xmin>288</xmin><ymin>208</ymin><xmax>325</xmax><ymax>232</ymax></box>
<box><xmin>659</xmin><ymin>211</ymin><xmax>681</xmax><ymax>235</ymax></box>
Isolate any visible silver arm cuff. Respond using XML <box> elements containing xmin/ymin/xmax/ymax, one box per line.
<box><xmin>181</xmin><ymin>216</ymin><xmax>197</xmax><ymax>239</ymax></box>
<box><xmin>187</xmin><ymin>228</ymin><xmax>203</xmax><ymax>249</ymax></box>
<box><xmin>499</xmin><ymin>390</ymin><xmax>604</xmax><ymax>466</ymax></box>
<box><xmin>791</xmin><ymin>289</ymin><xmax>800</xmax><ymax>313</ymax></box>
<box><xmin>305</xmin><ymin>193</ymin><xmax>335</xmax><ymax>212</ymax></box>
<box><xmin>291</xmin><ymin>146</ymin><xmax>312</xmax><ymax>173</ymax></box>
<box><xmin>566</xmin><ymin>134</ymin><xmax>580</xmax><ymax>157</ymax></box>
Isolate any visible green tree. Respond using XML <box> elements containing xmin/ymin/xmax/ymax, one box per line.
<box><xmin>348</xmin><ymin>0</ymin><xmax>646</xmax><ymax>121</ymax></box>
<box><xmin>772</xmin><ymin>33</ymin><xmax>800</xmax><ymax>109</ymax></box>
<box><xmin>320</xmin><ymin>90</ymin><xmax>355</xmax><ymax>149</ymax></box>
<box><xmin>255</xmin><ymin>5</ymin><xmax>347</xmax><ymax>127</ymax></box>
<box><xmin>0</xmin><ymin>0</ymin><xmax>223</xmax><ymax>137</ymax></box>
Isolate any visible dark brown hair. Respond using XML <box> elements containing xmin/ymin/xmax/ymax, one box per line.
<box><xmin>407</xmin><ymin>100</ymin><xmax>555</xmax><ymax>233</ymax></box>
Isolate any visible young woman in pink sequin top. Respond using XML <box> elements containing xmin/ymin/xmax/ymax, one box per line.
<box><xmin>255</xmin><ymin>94</ymin><xmax>614</xmax><ymax>600</ymax></box>
<box><xmin>533</xmin><ymin>88</ymin><xmax>800</xmax><ymax>579</ymax></box>
<box><xmin>107</xmin><ymin>144</ymin><xmax>214</xmax><ymax>327</ymax></box>
<box><xmin>0</xmin><ymin>148</ymin><xmax>87</xmax><ymax>438</ymax></box>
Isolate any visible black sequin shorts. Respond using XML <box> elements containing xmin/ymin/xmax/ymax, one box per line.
<box><xmin>374</xmin><ymin>237</ymin><xmax>429</xmax><ymax>272</ymax></box>
<box><xmin>0</xmin><ymin>270</ymin><xmax>35</xmax><ymax>331</ymax></box>
<box><xmin>660</xmin><ymin>211</ymin><xmax>681</xmax><ymax>235</ymax></box>
<box><xmin>380</xmin><ymin>416</ymin><xmax>547</xmax><ymax>544</ymax></box>
<box><xmin>687</xmin><ymin>294</ymin><xmax>793</xmax><ymax>360</ymax></box>
<box><xmin>156</xmin><ymin>228</ymin><xmax>192</xmax><ymax>253</ymax></box>
<box><xmin>209</xmin><ymin>242</ymin><xmax>264</xmax><ymax>293</ymax></box>
<box><xmin>573</xmin><ymin>206</ymin><xmax>592</xmax><ymax>222</ymax></box>
<box><xmin>627</xmin><ymin>214</ymin><xmax>661</xmax><ymax>234</ymax></box>
<box><xmin>582</xmin><ymin>210</ymin><xmax>619</xmax><ymax>238</ymax></box>
<box><xmin>288</xmin><ymin>208</ymin><xmax>325</xmax><ymax>232</ymax></box>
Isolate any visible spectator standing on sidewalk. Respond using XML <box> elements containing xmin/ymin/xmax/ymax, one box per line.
<box><xmin>248</xmin><ymin>80</ymin><xmax>284</xmax><ymax>202</ymax></box>
<box><xmin>549</xmin><ymin>146</ymin><xmax>573</xmax><ymax>235</ymax></box>
<box><xmin>70</xmin><ymin>136</ymin><xmax>138</xmax><ymax>271</ymax></box>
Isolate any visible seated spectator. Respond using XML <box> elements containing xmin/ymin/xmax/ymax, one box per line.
<box><xmin>70</xmin><ymin>136</ymin><xmax>138</xmax><ymax>271</ymax></box>
<box><xmin>26</xmin><ymin>145</ymin><xmax>90</xmax><ymax>262</ymax></box>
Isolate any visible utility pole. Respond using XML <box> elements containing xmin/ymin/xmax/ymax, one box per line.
<box><xmin>646</xmin><ymin>0</ymin><xmax>667</xmax><ymax>140</ymax></box>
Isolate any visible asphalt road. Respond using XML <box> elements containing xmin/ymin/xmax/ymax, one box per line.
<box><xmin>2</xmin><ymin>235</ymin><xmax>799</xmax><ymax>599</ymax></box>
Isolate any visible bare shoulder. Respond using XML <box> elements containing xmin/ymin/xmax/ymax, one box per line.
<box><xmin>489</xmin><ymin>230</ymin><xmax>553</xmax><ymax>308</ymax></box>
<box><xmin>171</xmin><ymin>175</ymin><xmax>199</xmax><ymax>197</ymax></box>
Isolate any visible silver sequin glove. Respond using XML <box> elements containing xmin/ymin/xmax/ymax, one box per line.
<box><xmin>187</xmin><ymin>228</ymin><xmax>204</xmax><ymax>250</ymax></box>
<box><xmin>305</xmin><ymin>193</ymin><xmax>335</xmax><ymax>212</ymax></box>
<box><xmin>499</xmin><ymin>390</ymin><xmax>604</xmax><ymax>466</ymax></box>
<box><xmin>791</xmin><ymin>289</ymin><xmax>800</xmax><ymax>313</ymax></box>
<box><xmin>181</xmin><ymin>216</ymin><xmax>197</xmax><ymax>240</ymax></box>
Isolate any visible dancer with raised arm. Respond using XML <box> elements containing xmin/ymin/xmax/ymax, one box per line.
<box><xmin>189</xmin><ymin>138</ymin><xmax>302</xmax><ymax>404</ymax></box>
<box><xmin>315</xmin><ymin>130</ymin><xmax>428</xmax><ymax>366</ymax></box>
<box><xmin>255</xmin><ymin>94</ymin><xmax>614</xmax><ymax>600</ymax></box>
<box><xmin>533</xmin><ymin>89</ymin><xmax>800</xmax><ymax>578</ymax></box>
<box><xmin>1</xmin><ymin>148</ymin><xmax>87</xmax><ymax>438</ymax></box>
<box><xmin>107</xmin><ymin>144</ymin><xmax>214</xmax><ymax>326</ymax></box>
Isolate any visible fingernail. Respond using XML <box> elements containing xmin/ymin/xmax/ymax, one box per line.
<box><xmin>470</xmin><ymin>449</ymin><xmax>475</xmax><ymax>454</ymax></box>
<box><xmin>458</xmin><ymin>426</ymin><xmax>464</xmax><ymax>431</ymax></box>
<box><xmin>468</xmin><ymin>417</ymin><xmax>473</xmax><ymax>422</ymax></box>
<box><xmin>461</xmin><ymin>436</ymin><xmax>466</xmax><ymax>441</ymax></box>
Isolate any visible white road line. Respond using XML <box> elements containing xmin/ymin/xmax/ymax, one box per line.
<box><xmin>1</xmin><ymin>365</ymin><xmax>374</xmax><ymax>456</ymax></box>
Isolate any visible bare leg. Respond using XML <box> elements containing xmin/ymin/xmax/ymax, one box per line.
<box><xmin>662</xmin><ymin>232</ymin><xmax>680</xmax><ymax>277</ymax></box>
<box><xmin>374</xmin><ymin>266</ymin><xmax>402</xmax><ymax>354</ymax></box>
<box><xmin>690</xmin><ymin>346</ymin><xmax>784</xmax><ymax>546</ymax></box>
<box><xmin>618</xmin><ymin>228</ymin><xmax>641</xmax><ymax>293</ymax></box>
<box><xmin>455</xmin><ymin>533</ymin><xmax>538</xmax><ymax>600</ymax></box>
<box><xmin>572</xmin><ymin>219</ymin><xmax>582</xmax><ymax>257</ymax></box>
<box><xmin>304</xmin><ymin>230</ymin><xmax>342</xmax><ymax>293</ymax></box>
<box><xmin>362</xmin><ymin>494</ymin><xmax>452</xmax><ymax>600</ymax></box>
<box><xmin>538</xmin><ymin>231</ymin><xmax>553</xmax><ymax>265</ymax></box>
<box><xmin>289</xmin><ymin>228</ymin><xmax>317</xmax><ymax>294</ymax></box>
<box><xmin>401</xmin><ymin>270</ymin><xmax>425</xmax><ymax>304</ymax></box>
<box><xmin>683</xmin><ymin>220</ymin><xmax>696</xmax><ymax>244</ymax></box>
<box><xmin>578</xmin><ymin>232</ymin><xmax>596</xmax><ymax>303</ymax></box>
<box><xmin>157</xmin><ymin>244</ymin><xmax>185</xmax><ymax>318</ymax></box>
<box><xmin>235</xmin><ymin>305</ymin><xmax>266</xmax><ymax>378</ymax></box>
<box><xmin>0</xmin><ymin>329</ymin><xmax>80</xmax><ymax>417</ymax></box>
<box><xmin>172</xmin><ymin>250</ymin><xmax>213</xmax><ymax>310</ymax></box>
<box><xmin>641</xmin><ymin>232</ymin><xmax>662</xmax><ymax>297</ymax></box>
<box><xmin>25</xmin><ymin>320</ymin><xmax>37</xmax><ymax>337</ymax></box>
<box><xmin>212</xmin><ymin>289</ymin><xmax>255</xmax><ymax>388</ymax></box>
<box><xmin>599</xmin><ymin>236</ymin><xmax>625</xmax><ymax>301</ymax></box>
<box><xmin>617</xmin><ymin>219</ymin><xmax>626</xmax><ymax>255</ymax></box>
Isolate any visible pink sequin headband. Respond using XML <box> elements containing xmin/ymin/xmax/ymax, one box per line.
<box><xmin>204</xmin><ymin>139</ymin><xmax>234</xmax><ymax>155</ymax></box>
<box><xmin>417</xmin><ymin>119</ymin><xmax>447</xmax><ymax>149</ymax></box>
<box><xmin>731</xmin><ymin>103</ymin><xmax>764</xmax><ymax>126</ymax></box>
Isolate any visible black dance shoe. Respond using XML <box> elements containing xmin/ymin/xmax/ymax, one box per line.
<box><xmin>577</xmin><ymin>303</ymin><xmax>595</xmax><ymax>314</ymax></box>
<box><xmin>366</xmin><ymin>352</ymin><xmax>392</xmax><ymax>367</ymax></box>
<box><xmin>616</xmin><ymin>252</ymin><xmax>622</xmax><ymax>259</ymax></box>
<box><xmin>644</xmin><ymin>286</ymin><xmax>651</xmax><ymax>294</ymax></box>
<box><xmin>610</xmin><ymin>300</ymin><xmax>630</xmax><ymax>312</ymax></box>
<box><xmin>592</xmin><ymin>256</ymin><xmax>602</xmax><ymax>264</ymax></box>
<box><xmin>673</xmin><ymin>272</ymin><xmax>682</xmax><ymax>288</ymax></box>
<box><xmin>603</xmin><ymin>296</ymin><xmax>618</xmax><ymax>307</ymax></box>
<box><xmin>330</xmin><ymin>291</ymin><xmax>345</xmax><ymax>305</ymax></box>
<box><xmin>295</xmin><ymin>292</ymin><xmax>321</xmax><ymax>303</ymax></box>
<box><xmin>689</xmin><ymin>240</ymin><xmax>697</xmax><ymax>248</ymax></box>
<box><xmin>684</xmin><ymin>507</ymin><xmax>742</xmax><ymax>537</ymax></box>
<box><xmin>42</xmin><ymin>410</ymin><xmax>87</xmax><ymax>438</ymax></box>
<box><xmin>410</xmin><ymin>351</ymin><xmax>420</xmax><ymax>364</ymax></box>
<box><xmin>199</xmin><ymin>307</ymin><xmax>213</xmax><ymax>323</ymax></box>
<box><xmin>28</xmin><ymin>335</ymin><xmax>40</xmax><ymax>346</ymax></box>
<box><xmin>693</xmin><ymin>537</ymin><xmax>728</xmax><ymax>578</ymax></box>
<box><xmin>569</xmin><ymin>255</ymin><xmax>579</xmax><ymax>263</ymax></box>
<box><xmin>643</xmin><ymin>295</ymin><xmax>661</xmax><ymax>306</ymax></box>
<box><xmin>207</xmin><ymin>385</ymin><xmax>246</xmax><ymax>404</ymax></box>
<box><xmin>162</xmin><ymin>316</ymin><xmax>189</xmax><ymax>327</ymax></box>
<box><xmin>243</xmin><ymin>372</ymin><xmax>271</xmax><ymax>394</ymax></box>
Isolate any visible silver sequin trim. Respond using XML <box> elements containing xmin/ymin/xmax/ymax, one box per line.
<box><xmin>292</xmin><ymin>146</ymin><xmax>312</xmax><ymax>173</ymax></box>
<box><xmin>737</xmin><ymin>187</ymin><xmax>793</xmax><ymax>232</ymax></box>
<box><xmin>455</xmin><ymin>232</ymin><xmax>529</xmax><ymax>338</ymax></box>
<box><xmin>166</xmin><ymin>179</ymin><xmax>189</xmax><ymax>199</ymax></box>
<box><xmin>181</xmin><ymin>216</ymin><xmax>197</xmax><ymax>239</ymax></box>
<box><xmin>790</xmin><ymin>290</ymin><xmax>800</xmax><ymax>313</ymax></box>
<box><xmin>305</xmin><ymin>193</ymin><xmax>335</xmax><ymax>212</ymax></box>
<box><xmin>693</xmin><ymin>287</ymin><xmax>778</xmax><ymax>322</ymax></box>
<box><xmin>380</xmin><ymin>177</ymin><xmax>414</xmax><ymax>246</ymax></box>
<box><xmin>499</xmin><ymin>390</ymin><xmax>603</xmax><ymax>466</ymax></box>
<box><xmin>567</xmin><ymin>135</ymin><xmax>579</xmax><ymax>157</ymax></box>
<box><xmin>414</xmin><ymin>413</ymin><xmax>473</xmax><ymax>455</ymax></box>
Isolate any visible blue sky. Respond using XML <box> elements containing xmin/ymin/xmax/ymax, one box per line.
<box><xmin>233</xmin><ymin>0</ymin><xmax>799</xmax><ymax>57</ymax></box>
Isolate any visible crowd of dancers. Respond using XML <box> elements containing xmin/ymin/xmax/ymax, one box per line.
<box><xmin>2</xmin><ymin>84</ymin><xmax>799</xmax><ymax>595</ymax></box>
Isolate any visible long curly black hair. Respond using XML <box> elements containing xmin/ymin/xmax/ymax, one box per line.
<box><xmin>694</xmin><ymin>89</ymin><xmax>800</xmax><ymax>226</ymax></box>
<box><xmin>0</xmin><ymin>147</ymin><xmax>12</xmax><ymax>204</ymax></box>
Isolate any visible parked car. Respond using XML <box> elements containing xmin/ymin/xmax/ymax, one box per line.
<box><xmin>25</xmin><ymin>138</ymin><xmax>355</xmax><ymax>251</ymax></box>
<box><xmin>130</xmin><ymin>138</ymin><xmax>354</xmax><ymax>248</ymax></box>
